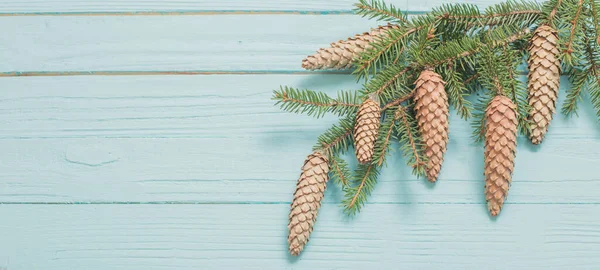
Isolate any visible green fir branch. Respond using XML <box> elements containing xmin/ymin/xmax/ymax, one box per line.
<box><xmin>479</xmin><ymin>0</ymin><xmax>542</xmax><ymax>28</ymax></box>
<box><xmin>558</xmin><ymin>0</ymin><xmax>586</xmax><ymax>66</ymax></box>
<box><xmin>354</xmin><ymin>0</ymin><xmax>409</xmax><ymax>24</ymax></box>
<box><xmin>542</xmin><ymin>0</ymin><xmax>564</xmax><ymax>26</ymax></box>
<box><xmin>562</xmin><ymin>68</ymin><xmax>588</xmax><ymax>116</ymax></box>
<box><xmin>372</xmin><ymin>108</ymin><xmax>400</xmax><ymax>166</ymax></box>
<box><xmin>588</xmin><ymin>77</ymin><xmax>600</xmax><ymax>120</ymax></box>
<box><xmin>362</xmin><ymin>64</ymin><xmax>412</xmax><ymax>99</ymax></box>
<box><xmin>471</xmin><ymin>91</ymin><xmax>496</xmax><ymax>142</ymax></box>
<box><xmin>314</xmin><ymin>117</ymin><xmax>355</xmax><ymax>155</ymax></box>
<box><xmin>432</xmin><ymin>3</ymin><xmax>482</xmax><ymax>28</ymax></box>
<box><xmin>416</xmin><ymin>25</ymin><xmax>530</xmax><ymax>68</ymax></box>
<box><xmin>443</xmin><ymin>66</ymin><xmax>473</xmax><ymax>119</ymax></box>
<box><xmin>589</xmin><ymin>0</ymin><xmax>600</xmax><ymax>42</ymax></box>
<box><xmin>583</xmin><ymin>25</ymin><xmax>600</xmax><ymax>120</ymax></box>
<box><xmin>563</xmin><ymin>18</ymin><xmax>600</xmax><ymax>116</ymax></box>
<box><xmin>343</xmin><ymin>163</ymin><xmax>380</xmax><ymax>215</ymax></box>
<box><xmin>395</xmin><ymin>106</ymin><xmax>427</xmax><ymax>177</ymax></box>
<box><xmin>329</xmin><ymin>155</ymin><xmax>352</xmax><ymax>187</ymax></box>
<box><xmin>503</xmin><ymin>46</ymin><xmax>532</xmax><ymax>135</ymax></box>
<box><xmin>273</xmin><ymin>86</ymin><xmax>360</xmax><ymax>118</ymax></box>
<box><xmin>352</xmin><ymin>24</ymin><xmax>422</xmax><ymax>79</ymax></box>
<box><xmin>382</xmin><ymin>91</ymin><xmax>415</xmax><ymax>110</ymax></box>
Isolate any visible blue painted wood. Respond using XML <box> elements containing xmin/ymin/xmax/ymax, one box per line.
<box><xmin>0</xmin><ymin>75</ymin><xmax>599</xmax><ymax>206</ymax></box>
<box><xmin>1</xmin><ymin>204</ymin><xmax>600</xmax><ymax>269</ymax></box>
<box><xmin>0</xmin><ymin>0</ymin><xmax>496</xmax><ymax>13</ymax></box>
<box><xmin>0</xmin><ymin>15</ymin><xmax>383</xmax><ymax>72</ymax></box>
<box><xmin>0</xmin><ymin>0</ymin><xmax>599</xmax><ymax>269</ymax></box>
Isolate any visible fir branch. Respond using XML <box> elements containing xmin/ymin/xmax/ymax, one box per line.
<box><xmin>374</xmin><ymin>67</ymin><xmax>411</xmax><ymax>95</ymax></box>
<box><xmin>503</xmin><ymin>46</ymin><xmax>531</xmax><ymax>135</ymax></box>
<box><xmin>465</xmin><ymin>73</ymin><xmax>480</xmax><ymax>84</ymax></box>
<box><xmin>562</xmin><ymin>69</ymin><xmax>588</xmax><ymax>116</ymax></box>
<box><xmin>564</xmin><ymin>0</ymin><xmax>584</xmax><ymax>56</ymax></box>
<box><xmin>354</xmin><ymin>0</ymin><xmax>408</xmax><ymax>24</ymax></box>
<box><xmin>395</xmin><ymin>106</ymin><xmax>427</xmax><ymax>176</ymax></box>
<box><xmin>372</xmin><ymin>108</ymin><xmax>403</xmax><ymax>166</ymax></box>
<box><xmin>558</xmin><ymin>0</ymin><xmax>586</xmax><ymax>66</ymax></box>
<box><xmin>273</xmin><ymin>86</ymin><xmax>360</xmax><ymax>118</ymax></box>
<box><xmin>382</xmin><ymin>92</ymin><xmax>415</xmax><ymax>110</ymax></box>
<box><xmin>589</xmin><ymin>0</ymin><xmax>600</xmax><ymax>43</ymax></box>
<box><xmin>471</xmin><ymin>92</ymin><xmax>496</xmax><ymax>142</ymax></box>
<box><xmin>443</xmin><ymin>66</ymin><xmax>473</xmax><ymax>119</ymax></box>
<box><xmin>546</xmin><ymin>0</ymin><xmax>564</xmax><ymax>25</ymax></box>
<box><xmin>330</xmin><ymin>155</ymin><xmax>351</xmax><ymax>187</ymax></box>
<box><xmin>433</xmin><ymin>1</ymin><xmax>541</xmax><ymax>29</ymax></box>
<box><xmin>353</xmin><ymin>26</ymin><xmax>422</xmax><ymax>79</ymax></box>
<box><xmin>417</xmin><ymin>26</ymin><xmax>530</xmax><ymax>68</ymax></box>
<box><xmin>361</xmin><ymin>64</ymin><xmax>412</xmax><ymax>105</ymax></box>
<box><xmin>582</xmin><ymin>27</ymin><xmax>600</xmax><ymax>119</ymax></box>
<box><xmin>343</xmin><ymin>163</ymin><xmax>380</xmax><ymax>215</ymax></box>
<box><xmin>314</xmin><ymin>117</ymin><xmax>354</xmax><ymax>155</ymax></box>
<box><xmin>563</xmin><ymin>19</ymin><xmax>600</xmax><ymax>116</ymax></box>
<box><xmin>478</xmin><ymin>0</ymin><xmax>542</xmax><ymax>28</ymax></box>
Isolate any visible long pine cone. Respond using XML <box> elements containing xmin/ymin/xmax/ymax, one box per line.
<box><xmin>528</xmin><ymin>24</ymin><xmax>560</xmax><ymax>144</ymax></box>
<box><xmin>484</xmin><ymin>96</ymin><xmax>518</xmax><ymax>216</ymax></box>
<box><xmin>302</xmin><ymin>24</ymin><xmax>398</xmax><ymax>70</ymax></box>
<box><xmin>354</xmin><ymin>94</ymin><xmax>381</xmax><ymax>164</ymax></box>
<box><xmin>414</xmin><ymin>70</ymin><xmax>449</xmax><ymax>182</ymax></box>
<box><xmin>288</xmin><ymin>151</ymin><xmax>330</xmax><ymax>256</ymax></box>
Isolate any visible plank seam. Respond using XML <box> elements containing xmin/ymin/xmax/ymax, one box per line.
<box><xmin>0</xmin><ymin>10</ymin><xmax>429</xmax><ymax>17</ymax></box>
<box><xmin>0</xmin><ymin>70</ymin><xmax>351</xmax><ymax>77</ymax></box>
<box><xmin>0</xmin><ymin>202</ymin><xmax>599</xmax><ymax>205</ymax></box>
<box><xmin>0</xmin><ymin>70</ymin><xmax>530</xmax><ymax>77</ymax></box>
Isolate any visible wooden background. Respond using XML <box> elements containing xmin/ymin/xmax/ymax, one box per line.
<box><xmin>1</xmin><ymin>0</ymin><xmax>600</xmax><ymax>269</ymax></box>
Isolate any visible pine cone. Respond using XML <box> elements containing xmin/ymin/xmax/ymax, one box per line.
<box><xmin>354</xmin><ymin>94</ymin><xmax>381</xmax><ymax>164</ymax></box>
<box><xmin>527</xmin><ymin>24</ymin><xmax>560</xmax><ymax>144</ymax></box>
<box><xmin>288</xmin><ymin>151</ymin><xmax>330</xmax><ymax>256</ymax></box>
<box><xmin>302</xmin><ymin>24</ymin><xmax>398</xmax><ymax>70</ymax></box>
<box><xmin>413</xmin><ymin>70</ymin><xmax>449</xmax><ymax>182</ymax></box>
<box><xmin>484</xmin><ymin>96</ymin><xmax>518</xmax><ymax>216</ymax></box>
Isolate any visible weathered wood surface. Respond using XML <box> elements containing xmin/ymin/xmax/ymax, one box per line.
<box><xmin>0</xmin><ymin>0</ymin><xmax>598</xmax><ymax>269</ymax></box>
<box><xmin>0</xmin><ymin>0</ymin><xmax>499</xmax><ymax>13</ymax></box>
<box><xmin>0</xmin><ymin>76</ymin><xmax>599</xmax><ymax>205</ymax></box>
<box><xmin>1</xmin><ymin>204</ymin><xmax>599</xmax><ymax>269</ymax></box>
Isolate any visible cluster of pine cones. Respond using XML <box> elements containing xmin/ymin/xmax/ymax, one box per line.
<box><xmin>287</xmin><ymin>24</ymin><xmax>560</xmax><ymax>256</ymax></box>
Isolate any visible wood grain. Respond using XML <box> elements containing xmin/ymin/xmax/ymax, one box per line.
<box><xmin>0</xmin><ymin>75</ymin><xmax>598</xmax><ymax>204</ymax></box>
<box><xmin>0</xmin><ymin>0</ymin><xmax>499</xmax><ymax>13</ymax></box>
<box><xmin>0</xmin><ymin>15</ymin><xmax>383</xmax><ymax>72</ymax></box>
<box><xmin>1</xmin><ymin>1</ymin><xmax>599</xmax><ymax>268</ymax></box>
<box><xmin>1</xmin><ymin>204</ymin><xmax>599</xmax><ymax>269</ymax></box>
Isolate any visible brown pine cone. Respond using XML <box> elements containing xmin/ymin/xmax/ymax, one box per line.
<box><xmin>413</xmin><ymin>70</ymin><xmax>449</xmax><ymax>182</ymax></box>
<box><xmin>484</xmin><ymin>96</ymin><xmax>518</xmax><ymax>216</ymax></box>
<box><xmin>302</xmin><ymin>24</ymin><xmax>398</xmax><ymax>70</ymax></box>
<box><xmin>288</xmin><ymin>151</ymin><xmax>330</xmax><ymax>256</ymax></box>
<box><xmin>527</xmin><ymin>24</ymin><xmax>560</xmax><ymax>144</ymax></box>
<box><xmin>354</xmin><ymin>94</ymin><xmax>381</xmax><ymax>164</ymax></box>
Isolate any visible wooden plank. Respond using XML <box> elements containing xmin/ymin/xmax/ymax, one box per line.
<box><xmin>0</xmin><ymin>204</ymin><xmax>599</xmax><ymax>269</ymax></box>
<box><xmin>0</xmin><ymin>15</ymin><xmax>384</xmax><ymax>72</ymax></box>
<box><xmin>0</xmin><ymin>75</ymin><xmax>599</xmax><ymax>204</ymax></box>
<box><xmin>0</xmin><ymin>0</ymin><xmax>501</xmax><ymax>13</ymax></box>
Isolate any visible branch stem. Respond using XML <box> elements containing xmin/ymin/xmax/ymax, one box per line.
<box><xmin>382</xmin><ymin>92</ymin><xmax>415</xmax><ymax>110</ymax></box>
<box><xmin>348</xmin><ymin>164</ymin><xmax>372</xmax><ymax>209</ymax></box>
<box><xmin>277</xmin><ymin>91</ymin><xmax>359</xmax><ymax>108</ymax></box>
<box><xmin>565</xmin><ymin>0</ymin><xmax>584</xmax><ymax>55</ymax></box>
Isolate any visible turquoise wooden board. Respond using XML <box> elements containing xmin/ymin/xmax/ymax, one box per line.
<box><xmin>0</xmin><ymin>0</ymin><xmax>499</xmax><ymax>13</ymax></box>
<box><xmin>0</xmin><ymin>0</ymin><xmax>599</xmax><ymax>269</ymax></box>
<box><xmin>0</xmin><ymin>75</ymin><xmax>599</xmax><ymax>205</ymax></box>
<box><xmin>0</xmin><ymin>15</ymin><xmax>382</xmax><ymax>72</ymax></box>
<box><xmin>1</xmin><ymin>204</ymin><xmax>600</xmax><ymax>269</ymax></box>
